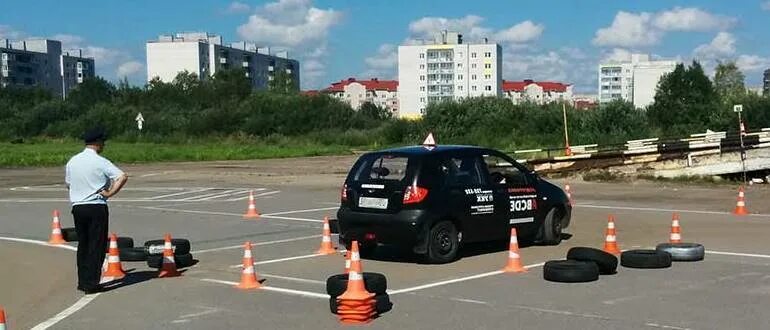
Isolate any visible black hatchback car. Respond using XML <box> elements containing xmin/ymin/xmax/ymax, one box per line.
<box><xmin>337</xmin><ymin>145</ymin><xmax>571</xmax><ymax>263</ymax></box>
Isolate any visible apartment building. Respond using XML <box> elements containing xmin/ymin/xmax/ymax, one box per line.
<box><xmin>598</xmin><ymin>54</ymin><xmax>676</xmax><ymax>108</ymax></box>
<box><xmin>764</xmin><ymin>69</ymin><xmax>769</xmax><ymax>96</ymax></box>
<box><xmin>398</xmin><ymin>31</ymin><xmax>502</xmax><ymax>118</ymax></box>
<box><xmin>0</xmin><ymin>39</ymin><xmax>94</xmax><ymax>97</ymax></box>
<box><xmin>146</xmin><ymin>32</ymin><xmax>299</xmax><ymax>90</ymax></box>
<box><xmin>502</xmin><ymin>79</ymin><xmax>573</xmax><ymax>105</ymax></box>
<box><xmin>323</xmin><ymin>78</ymin><xmax>399</xmax><ymax>115</ymax></box>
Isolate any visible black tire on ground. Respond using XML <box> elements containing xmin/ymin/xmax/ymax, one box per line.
<box><xmin>103</xmin><ymin>237</ymin><xmax>134</xmax><ymax>252</ymax></box>
<box><xmin>120</xmin><ymin>247</ymin><xmax>148</xmax><ymax>262</ymax></box>
<box><xmin>543</xmin><ymin>260</ymin><xmax>600</xmax><ymax>283</ymax></box>
<box><xmin>425</xmin><ymin>221</ymin><xmax>460</xmax><ymax>264</ymax></box>
<box><xmin>62</xmin><ymin>227</ymin><xmax>78</xmax><ymax>242</ymax></box>
<box><xmin>541</xmin><ymin>208</ymin><xmax>563</xmax><ymax>245</ymax></box>
<box><xmin>143</xmin><ymin>239</ymin><xmax>191</xmax><ymax>255</ymax></box>
<box><xmin>655</xmin><ymin>243</ymin><xmax>705</xmax><ymax>262</ymax></box>
<box><xmin>326</xmin><ymin>273</ymin><xmax>388</xmax><ymax>297</ymax></box>
<box><xmin>566</xmin><ymin>247</ymin><xmax>618</xmax><ymax>275</ymax></box>
<box><xmin>621</xmin><ymin>249</ymin><xmax>672</xmax><ymax>269</ymax></box>
<box><xmin>341</xmin><ymin>240</ymin><xmax>377</xmax><ymax>258</ymax></box>
<box><xmin>146</xmin><ymin>253</ymin><xmax>196</xmax><ymax>269</ymax></box>
<box><xmin>330</xmin><ymin>293</ymin><xmax>392</xmax><ymax>314</ymax></box>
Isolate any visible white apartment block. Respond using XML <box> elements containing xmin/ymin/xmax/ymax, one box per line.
<box><xmin>398</xmin><ymin>31</ymin><xmax>502</xmax><ymax>118</ymax></box>
<box><xmin>598</xmin><ymin>54</ymin><xmax>677</xmax><ymax>108</ymax></box>
<box><xmin>323</xmin><ymin>78</ymin><xmax>399</xmax><ymax>115</ymax></box>
<box><xmin>502</xmin><ymin>80</ymin><xmax>573</xmax><ymax>105</ymax></box>
<box><xmin>0</xmin><ymin>39</ymin><xmax>94</xmax><ymax>97</ymax></box>
<box><xmin>146</xmin><ymin>32</ymin><xmax>299</xmax><ymax>90</ymax></box>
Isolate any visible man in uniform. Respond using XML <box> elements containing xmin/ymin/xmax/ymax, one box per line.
<box><xmin>65</xmin><ymin>127</ymin><xmax>128</xmax><ymax>294</ymax></box>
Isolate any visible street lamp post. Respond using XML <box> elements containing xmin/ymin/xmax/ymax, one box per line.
<box><xmin>734</xmin><ymin>104</ymin><xmax>747</xmax><ymax>185</ymax></box>
<box><xmin>563</xmin><ymin>103</ymin><xmax>572</xmax><ymax>156</ymax></box>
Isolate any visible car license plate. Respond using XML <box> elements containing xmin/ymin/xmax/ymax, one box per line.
<box><xmin>148</xmin><ymin>245</ymin><xmax>175</xmax><ymax>254</ymax></box>
<box><xmin>358</xmin><ymin>197</ymin><xmax>388</xmax><ymax>209</ymax></box>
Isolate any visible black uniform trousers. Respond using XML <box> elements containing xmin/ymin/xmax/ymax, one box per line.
<box><xmin>72</xmin><ymin>204</ymin><xmax>109</xmax><ymax>289</ymax></box>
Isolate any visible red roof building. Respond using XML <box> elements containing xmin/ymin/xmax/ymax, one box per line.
<box><xmin>502</xmin><ymin>79</ymin><xmax>573</xmax><ymax>105</ymax></box>
<box><xmin>322</xmin><ymin>78</ymin><xmax>399</xmax><ymax>114</ymax></box>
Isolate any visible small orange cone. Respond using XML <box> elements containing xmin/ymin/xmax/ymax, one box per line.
<box><xmin>102</xmin><ymin>233</ymin><xmax>126</xmax><ymax>280</ymax></box>
<box><xmin>669</xmin><ymin>213</ymin><xmax>682</xmax><ymax>243</ymax></box>
<box><xmin>243</xmin><ymin>191</ymin><xmax>261</xmax><ymax>219</ymax></box>
<box><xmin>0</xmin><ymin>306</ymin><xmax>6</xmax><ymax>330</ymax></box>
<box><xmin>565</xmin><ymin>184</ymin><xmax>574</xmax><ymax>206</ymax></box>
<box><xmin>316</xmin><ymin>216</ymin><xmax>336</xmax><ymax>255</ymax></box>
<box><xmin>158</xmin><ymin>234</ymin><xmax>181</xmax><ymax>278</ymax></box>
<box><xmin>502</xmin><ymin>228</ymin><xmax>527</xmax><ymax>273</ymax></box>
<box><xmin>48</xmin><ymin>210</ymin><xmax>66</xmax><ymax>244</ymax></box>
<box><xmin>603</xmin><ymin>215</ymin><xmax>621</xmax><ymax>255</ymax></box>
<box><xmin>565</xmin><ymin>143</ymin><xmax>573</xmax><ymax>156</ymax></box>
<box><xmin>344</xmin><ymin>249</ymin><xmax>351</xmax><ymax>274</ymax></box>
<box><xmin>733</xmin><ymin>186</ymin><xmax>749</xmax><ymax>216</ymax></box>
<box><xmin>236</xmin><ymin>241</ymin><xmax>261</xmax><ymax>290</ymax></box>
<box><xmin>336</xmin><ymin>241</ymin><xmax>376</xmax><ymax>324</ymax></box>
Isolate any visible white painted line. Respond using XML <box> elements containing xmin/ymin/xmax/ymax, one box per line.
<box><xmin>388</xmin><ymin>262</ymin><xmax>545</xmax><ymax>295</ymax></box>
<box><xmin>192</xmin><ymin>235</ymin><xmax>321</xmax><ymax>254</ymax></box>
<box><xmin>576</xmin><ymin>203</ymin><xmax>770</xmax><ymax>218</ymax></box>
<box><xmin>0</xmin><ymin>237</ymin><xmax>77</xmax><ymax>251</ymax></box>
<box><xmin>198</xmin><ymin>189</ymin><xmax>251</xmax><ymax>201</ymax></box>
<box><xmin>227</xmin><ymin>190</ymin><xmax>280</xmax><ymax>201</ymax></box>
<box><xmin>200</xmin><ymin>278</ymin><xmax>330</xmax><ymax>299</ymax></box>
<box><xmin>706</xmin><ymin>250</ymin><xmax>770</xmax><ymax>259</ymax></box>
<box><xmin>263</xmin><ymin>206</ymin><xmax>338</xmax><ymax>216</ymax></box>
<box><xmin>229</xmin><ymin>253</ymin><xmax>324</xmax><ymax>268</ymax></box>
<box><xmin>140</xmin><ymin>206</ymin><xmax>322</xmax><ymax>223</ymax></box>
<box><xmin>178</xmin><ymin>190</ymin><xmax>240</xmax><ymax>201</ymax></box>
<box><xmin>260</xmin><ymin>215</ymin><xmax>323</xmax><ymax>223</ymax></box>
<box><xmin>261</xmin><ymin>273</ymin><xmax>326</xmax><ymax>285</ymax></box>
<box><xmin>147</xmin><ymin>188</ymin><xmax>213</xmax><ymax>200</ymax></box>
<box><xmin>30</xmin><ymin>291</ymin><xmax>101</xmax><ymax>330</ymax></box>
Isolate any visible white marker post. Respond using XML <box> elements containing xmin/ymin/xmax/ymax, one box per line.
<box><xmin>135</xmin><ymin>113</ymin><xmax>145</xmax><ymax>131</ymax></box>
<box><xmin>734</xmin><ymin>104</ymin><xmax>746</xmax><ymax>184</ymax></box>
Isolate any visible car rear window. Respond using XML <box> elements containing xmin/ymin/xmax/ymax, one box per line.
<box><xmin>353</xmin><ymin>154</ymin><xmax>410</xmax><ymax>182</ymax></box>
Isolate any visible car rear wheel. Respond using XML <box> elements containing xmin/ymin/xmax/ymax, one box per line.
<box><xmin>425</xmin><ymin>221</ymin><xmax>459</xmax><ymax>264</ymax></box>
<box><xmin>541</xmin><ymin>208</ymin><xmax>562</xmax><ymax>245</ymax></box>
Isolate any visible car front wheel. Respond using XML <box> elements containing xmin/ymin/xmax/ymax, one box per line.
<box><xmin>425</xmin><ymin>221</ymin><xmax>460</xmax><ymax>264</ymax></box>
<box><xmin>541</xmin><ymin>208</ymin><xmax>563</xmax><ymax>245</ymax></box>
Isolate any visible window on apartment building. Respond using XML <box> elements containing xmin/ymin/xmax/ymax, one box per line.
<box><xmin>419</xmin><ymin>53</ymin><xmax>425</xmax><ymax>59</ymax></box>
<box><xmin>458</xmin><ymin>74</ymin><xmax>463</xmax><ymax>80</ymax></box>
<box><xmin>471</xmin><ymin>52</ymin><xmax>477</xmax><ymax>58</ymax></box>
<box><xmin>420</xmin><ymin>86</ymin><xmax>425</xmax><ymax>91</ymax></box>
<box><xmin>484</xmin><ymin>52</ymin><xmax>491</xmax><ymax>58</ymax></box>
<box><xmin>457</xmin><ymin>51</ymin><xmax>463</xmax><ymax>57</ymax></box>
<box><xmin>471</xmin><ymin>74</ymin><xmax>477</xmax><ymax>80</ymax></box>
<box><xmin>457</xmin><ymin>63</ymin><xmax>462</xmax><ymax>68</ymax></box>
<box><xmin>471</xmin><ymin>63</ymin><xmax>477</xmax><ymax>69</ymax></box>
<box><xmin>472</xmin><ymin>86</ymin><xmax>477</xmax><ymax>91</ymax></box>
<box><xmin>420</xmin><ymin>64</ymin><xmax>425</xmax><ymax>69</ymax></box>
<box><xmin>420</xmin><ymin>97</ymin><xmax>425</xmax><ymax>102</ymax></box>
<box><xmin>420</xmin><ymin>75</ymin><xmax>425</xmax><ymax>81</ymax></box>
<box><xmin>484</xmin><ymin>63</ymin><xmax>491</xmax><ymax>69</ymax></box>
<box><xmin>484</xmin><ymin>74</ymin><xmax>491</xmax><ymax>80</ymax></box>
<box><xmin>458</xmin><ymin>85</ymin><xmax>463</xmax><ymax>91</ymax></box>
<box><xmin>485</xmin><ymin>85</ymin><xmax>492</xmax><ymax>91</ymax></box>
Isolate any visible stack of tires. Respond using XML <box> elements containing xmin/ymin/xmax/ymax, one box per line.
<box><xmin>144</xmin><ymin>238</ymin><xmax>196</xmax><ymax>269</ymax></box>
<box><xmin>61</xmin><ymin>228</ymin><xmax>147</xmax><ymax>262</ymax></box>
<box><xmin>544</xmin><ymin>247</ymin><xmax>618</xmax><ymax>283</ymax></box>
<box><xmin>621</xmin><ymin>243</ymin><xmax>705</xmax><ymax>269</ymax></box>
<box><xmin>326</xmin><ymin>273</ymin><xmax>392</xmax><ymax>314</ymax></box>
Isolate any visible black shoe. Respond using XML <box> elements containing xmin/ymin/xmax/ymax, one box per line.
<box><xmin>80</xmin><ymin>285</ymin><xmax>103</xmax><ymax>295</ymax></box>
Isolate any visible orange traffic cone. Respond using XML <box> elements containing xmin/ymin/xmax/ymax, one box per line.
<box><xmin>158</xmin><ymin>234</ymin><xmax>181</xmax><ymax>278</ymax></box>
<box><xmin>317</xmin><ymin>216</ymin><xmax>336</xmax><ymax>255</ymax></box>
<box><xmin>669</xmin><ymin>213</ymin><xmax>682</xmax><ymax>243</ymax></box>
<box><xmin>502</xmin><ymin>228</ymin><xmax>527</xmax><ymax>273</ymax></box>
<box><xmin>344</xmin><ymin>249</ymin><xmax>351</xmax><ymax>274</ymax></box>
<box><xmin>236</xmin><ymin>242</ymin><xmax>261</xmax><ymax>290</ymax></box>
<box><xmin>48</xmin><ymin>210</ymin><xmax>66</xmax><ymax>244</ymax></box>
<box><xmin>565</xmin><ymin>143</ymin><xmax>573</xmax><ymax>156</ymax></box>
<box><xmin>336</xmin><ymin>241</ymin><xmax>377</xmax><ymax>324</ymax></box>
<box><xmin>565</xmin><ymin>184</ymin><xmax>574</xmax><ymax>206</ymax></box>
<box><xmin>243</xmin><ymin>191</ymin><xmax>261</xmax><ymax>219</ymax></box>
<box><xmin>603</xmin><ymin>215</ymin><xmax>621</xmax><ymax>255</ymax></box>
<box><xmin>102</xmin><ymin>233</ymin><xmax>126</xmax><ymax>280</ymax></box>
<box><xmin>733</xmin><ymin>186</ymin><xmax>749</xmax><ymax>216</ymax></box>
<box><xmin>0</xmin><ymin>306</ymin><xmax>6</xmax><ymax>330</ymax></box>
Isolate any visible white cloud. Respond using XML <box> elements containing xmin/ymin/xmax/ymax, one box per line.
<box><xmin>408</xmin><ymin>15</ymin><xmax>491</xmax><ymax>41</ymax></box>
<box><xmin>361</xmin><ymin>44</ymin><xmax>398</xmax><ymax>79</ymax></box>
<box><xmin>502</xmin><ymin>47</ymin><xmax>598</xmax><ymax>93</ymax></box>
<box><xmin>236</xmin><ymin>0</ymin><xmax>342</xmax><ymax>88</ymax></box>
<box><xmin>593</xmin><ymin>7</ymin><xmax>735</xmax><ymax>48</ymax></box>
<box><xmin>225</xmin><ymin>1</ymin><xmax>251</xmax><ymax>14</ymax></box>
<box><xmin>116</xmin><ymin>61</ymin><xmax>144</xmax><ymax>78</ymax></box>
<box><xmin>493</xmin><ymin>20</ymin><xmax>544</xmax><ymax>44</ymax></box>
<box><xmin>593</xmin><ymin>11</ymin><xmax>661</xmax><ymax>47</ymax></box>
<box><xmin>653</xmin><ymin>7</ymin><xmax>736</xmax><ymax>32</ymax></box>
<box><xmin>601</xmin><ymin>48</ymin><xmax>633</xmax><ymax>63</ymax></box>
<box><xmin>736</xmin><ymin>55</ymin><xmax>770</xmax><ymax>72</ymax></box>
<box><xmin>0</xmin><ymin>25</ymin><xmax>24</xmax><ymax>39</ymax></box>
<box><xmin>693</xmin><ymin>32</ymin><xmax>736</xmax><ymax>59</ymax></box>
<box><xmin>51</xmin><ymin>34</ymin><xmax>85</xmax><ymax>45</ymax></box>
<box><xmin>763</xmin><ymin>1</ymin><xmax>770</xmax><ymax>10</ymax></box>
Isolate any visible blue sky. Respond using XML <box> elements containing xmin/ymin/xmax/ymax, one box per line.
<box><xmin>2</xmin><ymin>0</ymin><xmax>769</xmax><ymax>93</ymax></box>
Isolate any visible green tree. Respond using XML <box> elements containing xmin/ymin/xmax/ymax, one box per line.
<box><xmin>269</xmin><ymin>70</ymin><xmax>298</xmax><ymax>94</ymax></box>
<box><xmin>714</xmin><ymin>61</ymin><xmax>746</xmax><ymax>101</ymax></box>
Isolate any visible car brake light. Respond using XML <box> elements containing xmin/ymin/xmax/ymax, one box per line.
<box><xmin>403</xmin><ymin>185</ymin><xmax>429</xmax><ymax>204</ymax></box>
<box><xmin>341</xmin><ymin>184</ymin><xmax>348</xmax><ymax>202</ymax></box>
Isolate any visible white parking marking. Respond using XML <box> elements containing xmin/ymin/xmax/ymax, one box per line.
<box><xmin>260</xmin><ymin>273</ymin><xmax>326</xmax><ymax>285</ymax></box>
<box><xmin>138</xmin><ymin>206</ymin><xmax>322</xmax><ymax>223</ymax></box>
<box><xmin>197</xmin><ymin>189</ymin><xmax>249</xmax><ymax>201</ymax></box>
<box><xmin>388</xmin><ymin>262</ymin><xmax>546</xmax><ymax>295</ymax></box>
<box><xmin>229</xmin><ymin>253</ymin><xmax>325</xmax><ymax>268</ymax></box>
<box><xmin>0</xmin><ymin>237</ymin><xmax>77</xmax><ymax>251</ymax></box>
<box><xmin>265</xmin><ymin>206</ymin><xmax>338</xmax><ymax>216</ymax></box>
<box><xmin>192</xmin><ymin>235</ymin><xmax>321</xmax><ymax>254</ymax></box>
<box><xmin>200</xmin><ymin>279</ymin><xmax>330</xmax><ymax>299</ymax></box>
<box><xmin>261</xmin><ymin>215</ymin><xmax>323</xmax><ymax>223</ymax></box>
<box><xmin>146</xmin><ymin>188</ymin><xmax>213</xmax><ymax>200</ymax></box>
<box><xmin>30</xmin><ymin>293</ymin><xmax>101</xmax><ymax>330</ymax></box>
<box><xmin>706</xmin><ymin>250</ymin><xmax>770</xmax><ymax>259</ymax></box>
<box><xmin>576</xmin><ymin>203</ymin><xmax>770</xmax><ymax>218</ymax></box>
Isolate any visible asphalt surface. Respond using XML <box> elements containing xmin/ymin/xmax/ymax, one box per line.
<box><xmin>2</xmin><ymin>156</ymin><xmax>770</xmax><ymax>329</ymax></box>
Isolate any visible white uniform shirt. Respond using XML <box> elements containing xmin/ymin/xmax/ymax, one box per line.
<box><xmin>65</xmin><ymin>148</ymin><xmax>124</xmax><ymax>205</ymax></box>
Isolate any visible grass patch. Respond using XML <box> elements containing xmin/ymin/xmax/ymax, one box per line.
<box><xmin>0</xmin><ymin>137</ymin><xmax>359</xmax><ymax>167</ymax></box>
